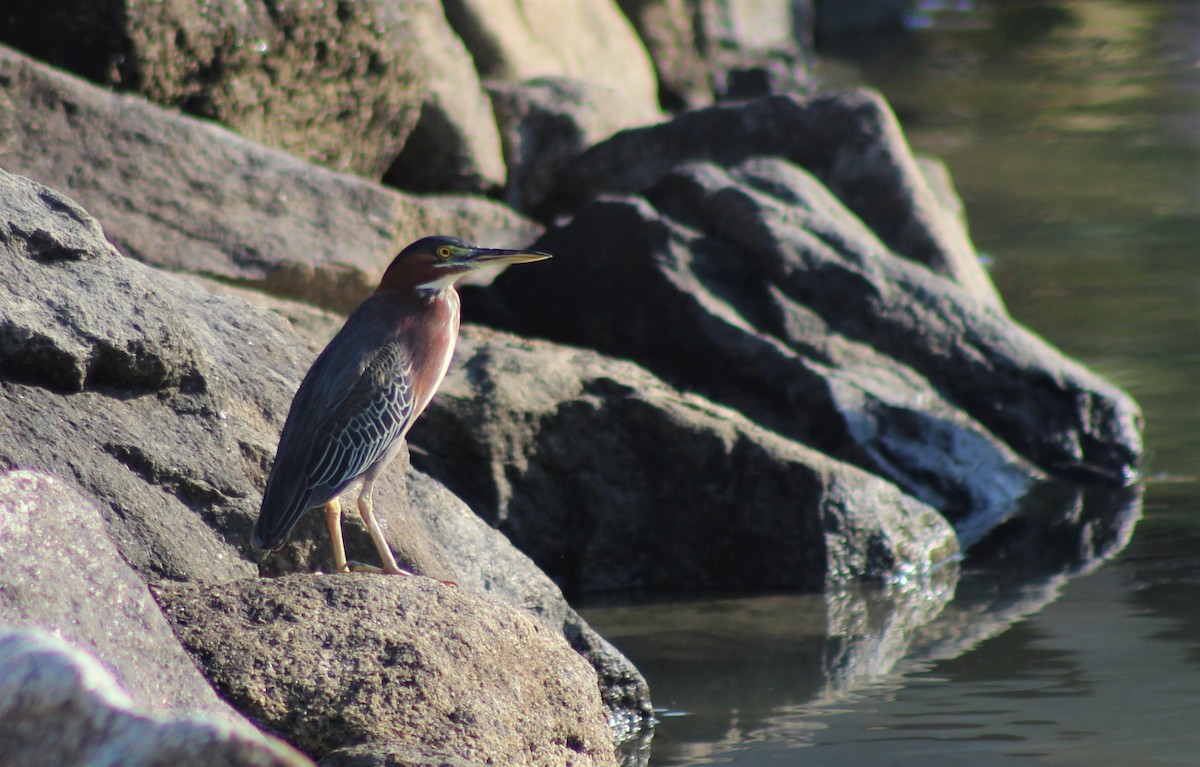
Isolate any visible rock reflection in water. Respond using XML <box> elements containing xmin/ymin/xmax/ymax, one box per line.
<box><xmin>582</xmin><ymin>483</ymin><xmax>1142</xmax><ymax>767</ymax></box>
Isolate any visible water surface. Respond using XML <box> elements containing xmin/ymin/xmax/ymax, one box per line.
<box><xmin>582</xmin><ymin>2</ymin><xmax>1200</xmax><ymax>763</ymax></box>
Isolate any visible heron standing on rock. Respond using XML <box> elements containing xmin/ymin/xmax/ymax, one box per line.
<box><xmin>252</xmin><ymin>236</ymin><xmax>551</xmax><ymax>574</ymax></box>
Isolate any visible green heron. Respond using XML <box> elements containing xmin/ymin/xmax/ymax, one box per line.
<box><xmin>252</xmin><ymin>236</ymin><xmax>551</xmax><ymax>574</ymax></box>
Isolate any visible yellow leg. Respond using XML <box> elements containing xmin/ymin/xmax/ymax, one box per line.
<box><xmin>353</xmin><ymin>477</ymin><xmax>414</xmax><ymax>576</ymax></box>
<box><xmin>325</xmin><ymin>498</ymin><xmax>349</xmax><ymax>574</ymax></box>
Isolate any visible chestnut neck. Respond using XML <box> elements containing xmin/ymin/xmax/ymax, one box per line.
<box><xmin>375</xmin><ymin>260</ymin><xmax>467</xmax><ymax>301</ymax></box>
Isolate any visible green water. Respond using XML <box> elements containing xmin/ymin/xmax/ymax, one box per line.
<box><xmin>582</xmin><ymin>2</ymin><xmax>1200</xmax><ymax>764</ymax></box>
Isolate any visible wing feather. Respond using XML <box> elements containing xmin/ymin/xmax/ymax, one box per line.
<box><xmin>252</xmin><ymin>332</ymin><xmax>416</xmax><ymax>550</ymax></box>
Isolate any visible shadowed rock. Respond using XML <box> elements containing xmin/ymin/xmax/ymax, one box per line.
<box><xmin>537</xmin><ymin>89</ymin><xmax>999</xmax><ymax>309</ymax></box>
<box><xmin>469</xmin><ymin>154</ymin><xmax>1141</xmax><ymax>525</ymax></box>
<box><xmin>614</xmin><ymin>0</ymin><xmax>717</xmax><ymax>109</ymax></box>
<box><xmin>488</xmin><ymin>77</ymin><xmax>651</xmax><ymax>214</ymax></box>
<box><xmin>381</xmin><ymin>2</ymin><xmax>506</xmax><ymax>193</ymax></box>
<box><xmin>156</xmin><ymin>576</ymin><xmax>618</xmax><ymax>766</ymax></box>
<box><xmin>412</xmin><ymin>326</ymin><xmax>959</xmax><ymax>593</ymax></box>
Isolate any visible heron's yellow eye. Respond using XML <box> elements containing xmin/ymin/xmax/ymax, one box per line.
<box><xmin>436</xmin><ymin>246</ymin><xmax>452</xmax><ymax>260</ymax></box>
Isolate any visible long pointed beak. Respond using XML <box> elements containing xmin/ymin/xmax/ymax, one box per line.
<box><xmin>465</xmin><ymin>248</ymin><xmax>552</xmax><ymax>267</ymax></box>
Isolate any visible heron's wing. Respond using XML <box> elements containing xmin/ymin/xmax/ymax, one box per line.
<box><xmin>253</xmin><ymin>337</ymin><xmax>416</xmax><ymax>550</ymax></box>
<box><xmin>306</xmin><ymin>341</ymin><xmax>414</xmax><ymax>498</ymax></box>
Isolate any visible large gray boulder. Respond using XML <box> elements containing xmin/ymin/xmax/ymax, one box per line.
<box><xmin>156</xmin><ymin>576</ymin><xmax>618</xmax><ymax>766</ymax></box>
<box><xmin>0</xmin><ymin>167</ymin><xmax>648</xmax><ymax>751</ymax></box>
<box><xmin>0</xmin><ymin>0</ymin><xmax>506</xmax><ymax>188</ymax></box>
<box><xmin>412</xmin><ymin>326</ymin><xmax>958</xmax><ymax>592</ymax></box>
<box><xmin>0</xmin><ymin>44</ymin><xmax>538</xmax><ymax>313</ymax></box>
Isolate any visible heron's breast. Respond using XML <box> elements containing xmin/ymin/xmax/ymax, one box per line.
<box><xmin>408</xmin><ymin>290</ymin><xmax>460</xmax><ymax>419</ymax></box>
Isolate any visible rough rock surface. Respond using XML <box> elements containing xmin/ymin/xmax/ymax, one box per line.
<box><xmin>0</xmin><ymin>167</ymin><xmax>648</xmax><ymax>739</ymax></box>
<box><xmin>157</xmin><ymin>576</ymin><xmax>618</xmax><ymax>766</ymax></box>
<box><xmin>0</xmin><ymin>629</ymin><xmax>312</xmax><ymax>767</ymax></box>
<box><xmin>537</xmin><ymin>88</ymin><xmax>1000</xmax><ymax>309</ymax></box>
<box><xmin>0</xmin><ymin>45</ymin><xmax>540</xmax><ymax>313</ymax></box>
<box><xmin>412</xmin><ymin>326</ymin><xmax>959</xmax><ymax>592</ymax></box>
<box><xmin>470</xmin><ymin>155</ymin><xmax>1142</xmax><ymax>519</ymax></box>
<box><xmin>444</xmin><ymin>0</ymin><xmax>662</xmax><ymax>130</ymax></box>
<box><xmin>320</xmin><ymin>743</ymin><xmax>486</xmax><ymax>767</ymax></box>
<box><xmin>0</xmin><ymin>170</ymin><xmax>288</xmax><ymax>584</ymax></box>
<box><xmin>0</xmin><ymin>470</ymin><xmax>247</xmax><ymax>724</ymax></box>
<box><xmin>0</xmin><ymin>0</ymin><xmax>428</xmax><ymax>178</ymax></box>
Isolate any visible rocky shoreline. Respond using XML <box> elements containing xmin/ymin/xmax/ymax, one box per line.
<box><xmin>0</xmin><ymin>3</ymin><xmax>1141</xmax><ymax>766</ymax></box>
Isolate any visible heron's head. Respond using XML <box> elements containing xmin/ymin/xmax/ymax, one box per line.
<box><xmin>376</xmin><ymin>235</ymin><xmax>551</xmax><ymax>295</ymax></box>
